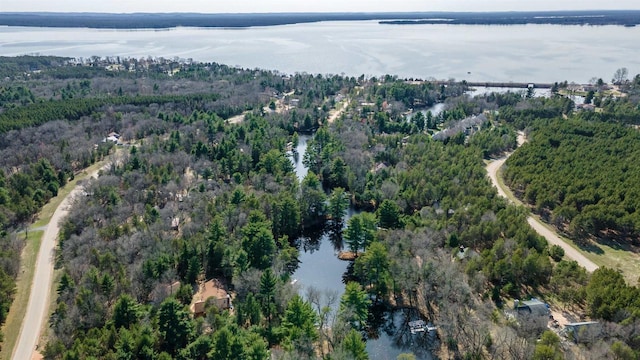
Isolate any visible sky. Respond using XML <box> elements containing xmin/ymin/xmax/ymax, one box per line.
<box><xmin>2</xmin><ymin>0</ymin><xmax>640</xmax><ymax>13</ymax></box>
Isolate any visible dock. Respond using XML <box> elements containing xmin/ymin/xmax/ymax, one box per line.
<box><xmin>408</xmin><ymin>320</ymin><xmax>437</xmax><ymax>334</ymax></box>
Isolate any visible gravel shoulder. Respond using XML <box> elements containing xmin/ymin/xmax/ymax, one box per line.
<box><xmin>12</xmin><ymin>166</ymin><xmax>104</xmax><ymax>360</ymax></box>
<box><xmin>485</xmin><ymin>134</ymin><xmax>598</xmax><ymax>272</ymax></box>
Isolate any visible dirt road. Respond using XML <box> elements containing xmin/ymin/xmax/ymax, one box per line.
<box><xmin>486</xmin><ymin>134</ymin><xmax>598</xmax><ymax>272</ymax></box>
<box><xmin>327</xmin><ymin>99</ymin><xmax>349</xmax><ymax>124</ymax></box>
<box><xmin>13</xmin><ymin>168</ymin><xmax>103</xmax><ymax>360</ymax></box>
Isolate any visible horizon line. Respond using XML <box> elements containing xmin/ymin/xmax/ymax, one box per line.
<box><xmin>2</xmin><ymin>9</ymin><xmax>640</xmax><ymax>15</ymax></box>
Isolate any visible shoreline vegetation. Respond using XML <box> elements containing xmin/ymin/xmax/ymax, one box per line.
<box><xmin>0</xmin><ymin>10</ymin><xmax>639</xmax><ymax>29</ymax></box>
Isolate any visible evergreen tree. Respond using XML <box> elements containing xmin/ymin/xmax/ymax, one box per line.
<box><xmin>112</xmin><ymin>294</ymin><xmax>139</xmax><ymax>329</ymax></box>
<box><xmin>280</xmin><ymin>295</ymin><xmax>319</xmax><ymax>355</ymax></box>
<box><xmin>259</xmin><ymin>268</ymin><xmax>277</xmax><ymax>328</ymax></box>
<box><xmin>328</xmin><ymin>187</ymin><xmax>349</xmax><ymax>221</ymax></box>
<box><xmin>377</xmin><ymin>199</ymin><xmax>401</xmax><ymax>229</ymax></box>
<box><xmin>340</xmin><ymin>329</ymin><xmax>369</xmax><ymax>360</ymax></box>
<box><xmin>158</xmin><ymin>298</ymin><xmax>194</xmax><ymax>355</ymax></box>
<box><xmin>339</xmin><ymin>282</ymin><xmax>371</xmax><ymax>330</ymax></box>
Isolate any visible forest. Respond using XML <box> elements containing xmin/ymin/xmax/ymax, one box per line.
<box><xmin>0</xmin><ymin>56</ymin><xmax>639</xmax><ymax>359</ymax></box>
<box><xmin>504</xmin><ymin>119</ymin><xmax>640</xmax><ymax>241</ymax></box>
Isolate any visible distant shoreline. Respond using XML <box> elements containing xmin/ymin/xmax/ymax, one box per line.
<box><xmin>0</xmin><ymin>10</ymin><xmax>639</xmax><ymax>29</ymax></box>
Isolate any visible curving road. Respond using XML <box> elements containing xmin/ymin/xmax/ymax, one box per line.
<box><xmin>13</xmin><ymin>168</ymin><xmax>103</xmax><ymax>360</ymax></box>
<box><xmin>486</xmin><ymin>135</ymin><xmax>598</xmax><ymax>273</ymax></box>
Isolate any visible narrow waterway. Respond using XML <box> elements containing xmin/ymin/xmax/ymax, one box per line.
<box><xmin>290</xmin><ymin>134</ymin><xmax>435</xmax><ymax>359</ymax></box>
<box><xmin>290</xmin><ymin>134</ymin><xmax>351</xmax><ymax>297</ymax></box>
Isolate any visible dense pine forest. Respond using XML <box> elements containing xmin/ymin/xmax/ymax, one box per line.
<box><xmin>0</xmin><ymin>56</ymin><xmax>640</xmax><ymax>359</ymax></box>
<box><xmin>505</xmin><ymin>119</ymin><xmax>640</xmax><ymax>240</ymax></box>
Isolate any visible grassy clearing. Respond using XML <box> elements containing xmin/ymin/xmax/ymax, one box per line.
<box><xmin>494</xmin><ymin>163</ymin><xmax>640</xmax><ymax>284</ymax></box>
<box><xmin>531</xmin><ymin>214</ymin><xmax>640</xmax><ymax>284</ymax></box>
<box><xmin>0</xmin><ymin>230</ymin><xmax>43</xmax><ymax>360</ymax></box>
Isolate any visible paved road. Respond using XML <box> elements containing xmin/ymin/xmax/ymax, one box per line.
<box><xmin>13</xmin><ymin>168</ymin><xmax>102</xmax><ymax>360</ymax></box>
<box><xmin>486</xmin><ymin>137</ymin><xmax>598</xmax><ymax>273</ymax></box>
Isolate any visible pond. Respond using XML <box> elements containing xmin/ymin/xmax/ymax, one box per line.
<box><xmin>290</xmin><ymin>134</ymin><xmax>352</xmax><ymax>297</ymax></box>
<box><xmin>405</xmin><ymin>102</ymin><xmax>447</xmax><ymax>122</ymax></box>
<box><xmin>290</xmin><ymin>134</ymin><xmax>436</xmax><ymax>359</ymax></box>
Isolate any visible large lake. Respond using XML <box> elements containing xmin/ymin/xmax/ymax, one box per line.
<box><xmin>1</xmin><ymin>21</ymin><xmax>639</xmax><ymax>83</ymax></box>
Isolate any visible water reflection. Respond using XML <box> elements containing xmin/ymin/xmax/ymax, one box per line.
<box><xmin>367</xmin><ymin>306</ymin><xmax>438</xmax><ymax>360</ymax></box>
<box><xmin>297</xmin><ymin>225</ymin><xmax>323</xmax><ymax>254</ymax></box>
<box><xmin>291</xmin><ymin>134</ymin><xmax>351</xmax><ymax>297</ymax></box>
<box><xmin>290</xmin><ymin>134</ymin><xmax>436</xmax><ymax>359</ymax></box>
<box><xmin>326</xmin><ymin>219</ymin><xmax>345</xmax><ymax>252</ymax></box>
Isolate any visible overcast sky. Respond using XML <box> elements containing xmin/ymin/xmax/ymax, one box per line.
<box><xmin>2</xmin><ymin>0</ymin><xmax>640</xmax><ymax>13</ymax></box>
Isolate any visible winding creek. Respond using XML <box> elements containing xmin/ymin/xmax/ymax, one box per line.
<box><xmin>290</xmin><ymin>134</ymin><xmax>436</xmax><ymax>359</ymax></box>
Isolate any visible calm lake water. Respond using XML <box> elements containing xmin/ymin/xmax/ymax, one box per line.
<box><xmin>1</xmin><ymin>22</ymin><xmax>639</xmax><ymax>82</ymax></box>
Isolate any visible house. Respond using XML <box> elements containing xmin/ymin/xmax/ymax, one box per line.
<box><xmin>577</xmin><ymin>103</ymin><xmax>596</xmax><ymax>111</ymax></box>
<box><xmin>432</xmin><ymin>114</ymin><xmax>487</xmax><ymax>141</ymax></box>
<box><xmin>372</xmin><ymin>162</ymin><xmax>388</xmax><ymax>174</ymax></box>
<box><xmin>166</xmin><ymin>281</ymin><xmax>181</xmax><ymax>296</ymax></box>
<box><xmin>150</xmin><ymin>280</ymin><xmax>181</xmax><ymax>304</ymax></box>
<box><xmin>105</xmin><ymin>64</ymin><xmax>125</xmax><ymax>72</ymax></box>
<box><xmin>514</xmin><ymin>298</ymin><xmax>550</xmax><ymax>317</ymax></box>
<box><xmin>564</xmin><ymin>321</ymin><xmax>601</xmax><ymax>343</ymax></box>
<box><xmin>170</xmin><ymin>217</ymin><xmax>180</xmax><ymax>230</ymax></box>
<box><xmin>103</xmin><ymin>132</ymin><xmax>122</xmax><ymax>144</ymax></box>
<box><xmin>190</xmin><ymin>279</ymin><xmax>231</xmax><ymax>317</ymax></box>
<box><xmin>513</xmin><ymin>298</ymin><xmax>551</xmax><ymax>330</ymax></box>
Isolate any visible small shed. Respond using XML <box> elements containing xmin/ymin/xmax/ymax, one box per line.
<box><xmin>565</xmin><ymin>321</ymin><xmax>601</xmax><ymax>343</ymax></box>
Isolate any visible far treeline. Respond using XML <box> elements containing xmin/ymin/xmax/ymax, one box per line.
<box><xmin>0</xmin><ymin>10</ymin><xmax>640</xmax><ymax>28</ymax></box>
<box><xmin>0</xmin><ymin>56</ymin><xmax>640</xmax><ymax>359</ymax></box>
